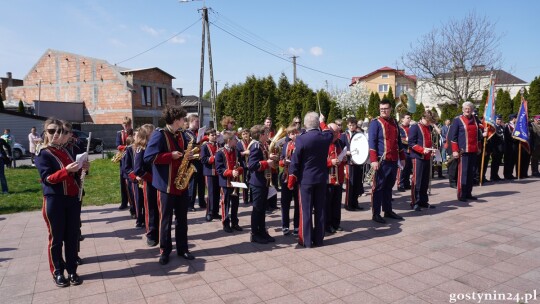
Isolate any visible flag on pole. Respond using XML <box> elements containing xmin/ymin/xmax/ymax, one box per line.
<box><xmin>512</xmin><ymin>96</ymin><xmax>530</xmax><ymax>153</ymax></box>
<box><xmin>482</xmin><ymin>76</ymin><xmax>497</xmax><ymax>139</ymax></box>
<box><xmin>405</xmin><ymin>91</ymin><xmax>416</xmax><ymax>114</ymax></box>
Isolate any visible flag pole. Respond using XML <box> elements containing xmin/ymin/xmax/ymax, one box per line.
<box><xmin>517</xmin><ymin>143</ymin><xmax>522</xmax><ymax>180</ymax></box>
<box><xmin>479</xmin><ymin>74</ymin><xmax>494</xmax><ymax>186</ymax></box>
<box><xmin>480</xmin><ymin>137</ymin><xmax>487</xmax><ymax>186</ymax></box>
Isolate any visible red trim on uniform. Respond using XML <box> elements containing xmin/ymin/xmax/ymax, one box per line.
<box><xmin>42</xmin><ymin>196</ymin><xmax>56</xmax><ymax>275</ymax></box>
<box><xmin>209</xmin><ymin>156</ymin><xmax>215</xmax><ymax>164</ymax></box>
<box><xmin>143</xmin><ymin>181</ymin><xmax>150</xmax><ymax>234</ymax></box>
<box><xmin>128</xmin><ymin>172</ymin><xmax>137</xmax><ymax>181</ymax></box>
<box><xmin>224</xmin><ymin>169</ymin><xmax>233</xmax><ymax>177</ymax></box>
<box><xmin>258</xmin><ymin>161</ymin><xmax>269</xmax><ymax>171</ymax></box>
<box><xmin>46</xmin><ymin>168</ymin><xmax>69</xmax><ymax>184</ymax></box>
<box><xmin>220</xmin><ymin>188</ymin><xmax>226</xmax><ymax>224</ymax></box>
<box><xmin>287</xmin><ymin>175</ymin><xmax>297</xmax><ymax>190</ymax></box>
<box><xmin>369</xmin><ymin>149</ymin><xmax>378</xmax><ymax>162</ymax></box>
<box><xmin>157</xmin><ymin>191</ymin><xmax>164</xmax><ymax>255</ymax></box>
<box><xmin>411</xmin><ymin>159</ymin><xmax>416</xmax><ymax>207</ymax></box>
<box><xmin>154</xmin><ymin>152</ymin><xmax>173</xmax><ymax>164</ymax></box>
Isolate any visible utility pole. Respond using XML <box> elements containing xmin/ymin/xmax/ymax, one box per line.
<box><xmin>291</xmin><ymin>56</ymin><xmax>298</xmax><ymax>84</ymax></box>
<box><xmin>197</xmin><ymin>6</ymin><xmax>216</xmax><ymax>127</ymax></box>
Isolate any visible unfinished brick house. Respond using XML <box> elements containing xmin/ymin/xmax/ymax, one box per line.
<box><xmin>6</xmin><ymin>49</ymin><xmax>181</xmax><ymax>126</ymax></box>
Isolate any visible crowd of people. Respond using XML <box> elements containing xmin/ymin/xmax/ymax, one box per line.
<box><xmin>31</xmin><ymin>100</ymin><xmax>540</xmax><ymax>287</ymax></box>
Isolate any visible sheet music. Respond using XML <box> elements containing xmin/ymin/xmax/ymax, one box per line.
<box><xmin>267</xmin><ymin>186</ymin><xmax>277</xmax><ymax>199</ymax></box>
<box><xmin>197</xmin><ymin>126</ymin><xmax>207</xmax><ymax>143</ymax></box>
<box><xmin>75</xmin><ymin>152</ymin><xmax>88</xmax><ymax>170</ymax></box>
<box><xmin>337</xmin><ymin>147</ymin><xmax>347</xmax><ymax>162</ymax></box>
<box><xmin>231</xmin><ymin>182</ymin><xmax>248</xmax><ymax>189</ymax></box>
<box><xmin>434</xmin><ymin>150</ymin><xmax>442</xmax><ymax>162</ymax></box>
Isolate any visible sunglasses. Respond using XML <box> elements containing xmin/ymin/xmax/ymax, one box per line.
<box><xmin>294</xmin><ymin>121</ymin><xmax>301</xmax><ymax>124</ymax></box>
<box><xmin>46</xmin><ymin>128</ymin><xmax>64</xmax><ymax>135</ymax></box>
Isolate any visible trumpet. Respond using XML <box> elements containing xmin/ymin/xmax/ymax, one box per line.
<box><xmin>363</xmin><ymin>166</ymin><xmax>376</xmax><ymax>184</ymax></box>
<box><xmin>111</xmin><ymin>150</ymin><xmax>125</xmax><ymax>163</ymax></box>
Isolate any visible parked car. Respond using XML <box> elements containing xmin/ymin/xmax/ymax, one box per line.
<box><xmin>12</xmin><ymin>142</ymin><xmax>27</xmax><ymax>159</ymax></box>
<box><xmin>72</xmin><ymin>130</ymin><xmax>104</xmax><ymax>154</ymax></box>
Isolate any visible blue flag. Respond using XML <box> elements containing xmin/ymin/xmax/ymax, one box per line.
<box><xmin>512</xmin><ymin>97</ymin><xmax>530</xmax><ymax>153</ymax></box>
<box><xmin>483</xmin><ymin>78</ymin><xmax>496</xmax><ymax>138</ymax></box>
<box><xmin>405</xmin><ymin>91</ymin><xmax>416</xmax><ymax>114</ymax></box>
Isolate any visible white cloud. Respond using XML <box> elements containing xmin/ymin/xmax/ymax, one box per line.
<box><xmin>288</xmin><ymin>47</ymin><xmax>304</xmax><ymax>56</ymax></box>
<box><xmin>310</xmin><ymin>46</ymin><xmax>323</xmax><ymax>56</ymax></box>
<box><xmin>170</xmin><ymin>36</ymin><xmax>186</xmax><ymax>44</ymax></box>
<box><xmin>108</xmin><ymin>38</ymin><xmax>126</xmax><ymax>47</ymax></box>
<box><xmin>141</xmin><ymin>25</ymin><xmax>162</xmax><ymax>36</ymax></box>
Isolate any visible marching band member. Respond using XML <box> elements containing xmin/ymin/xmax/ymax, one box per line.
<box><xmin>326</xmin><ymin>123</ymin><xmax>346</xmax><ymax>234</ymax></box>
<box><xmin>185</xmin><ymin>114</ymin><xmax>206</xmax><ymax>211</ymax></box>
<box><xmin>288</xmin><ymin>113</ymin><xmax>334</xmax><ymax>248</ymax></box>
<box><xmin>368</xmin><ymin>100</ymin><xmax>406</xmax><ymax>224</ymax></box>
<box><xmin>36</xmin><ymin>118</ymin><xmax>89</xmax><ymax>287</ymax></box>
<box><xmin>143</xmin><ymin>105</ymin><xmax>195</xmax><ymax>265</ymax></box>
<box><xmin>133</xmin><ymin>124</ymin><xmax>159</xmax><ymax>247</ymax></box>
<box><xmin>408</xmin><ymin>111</ymin><xmax>437</xmax><ymax>211</ymax></box>
<box><xmin>449</xmin><ymin>101</ymin><xmax>482</xmax><ymax>202</ymax></box>
<box><xmin>397</xmin><ymin>113</ymin><xmax>412</xmax><ymax>192</ymax></box>
<box><xmin>201</xmin><ymin>128</ymin><xmax>221</xmax><ymax>222</ymax></box>
<box><xmin>116</xmin><ymin>117</ymin><xmax>133</xmax><ymax>210</ymax></box>
<box><xmin>215</xmin><ymin>131</ymin><xmax>244</xmax><ymax>233</ymax></box>
<box><xmin>340</xmin><ymin>117</ymin><xmax>364</xmax><ymax>211</ymax></box>
<box><xmin>279</xmin><ymin>125</ymin><xmax>299</xmax><ymax>236</ymax></box>
<box><xmin>237</xmin><ymin>129</ymin><xmax>251</xmax><ymax>204</ymax></box>
<box><xmin>247</xmin><ymin>125</ymin><xmax>277</xmax><ymax>244</ymax></box>
<box><xmin>503</xmin><ymin>114</ymin><xmax>518</xmax><ymax>179</ymax></box>
<box><xmin>120</xmin><ymin>136</ymin><xmax>137</xmax><ymax>220</ymax></box>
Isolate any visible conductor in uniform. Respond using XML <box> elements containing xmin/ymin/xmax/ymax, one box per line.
<box><xmin>288</xmin><ymin>112</ymin><xmax>334</xmax><ymax>248</ymax></box>
<box><xmin>368</xmin><ymin>99</ymin><xmax>406</xmax><ymax>224</ymax></box>
<box><xmin>448</xmin><ymin>101</ymin><xmax>482</xmax><ymax>201</ymax></box>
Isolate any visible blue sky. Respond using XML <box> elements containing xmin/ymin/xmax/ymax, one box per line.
<box><xmin>1</xmin><ymin>0</ymin><xmax>539</xmax><ymax>96</ymax></box>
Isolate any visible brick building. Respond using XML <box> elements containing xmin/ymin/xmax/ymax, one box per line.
<box><xmin>6</xmin><ymin>49</ymin><xmax>182</xmax><ymax>126</ymax></box>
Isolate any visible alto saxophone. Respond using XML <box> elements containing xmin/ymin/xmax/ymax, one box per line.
<box><xmin>174</xmin><ymin>138</ymin><xmax>196</xmax><ymax>191</ymax></box>
<box><xmin>111</xmin><ymin>150</ymin><xmax>126</xmax><ymax>163</ymax></box>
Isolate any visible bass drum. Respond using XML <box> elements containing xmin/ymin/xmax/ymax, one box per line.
<box><xmin>350</xmin><ymin>133</ymin><xmax>369</xmax><ymax>165</ymax></box>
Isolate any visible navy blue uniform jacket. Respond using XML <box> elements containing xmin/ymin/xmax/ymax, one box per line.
<box><xmin>289</xmin><ymin>127</ymin><xmax>334</xmax><ymax>185</ymax></box>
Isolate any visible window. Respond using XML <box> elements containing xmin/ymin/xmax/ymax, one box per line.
<box><xmin>378</xmin><ymin>84</ymin><xmax>389</xmax><ymax>92</ymax></box>
<box><xmin>396</xmin><ymin>84</ymin><xmax>409</xmax><ymax>97</ymax></box>
<box><xmin>381</xmin><ymin>73</ymin><xmax>389</xmax><ymax>79</ymax></box>
<box><xmin>157</xmin><ymin>88</ymin><xmax>166</xmax><ymax>107</ymax></box>
<box><xmin>141</xmin><ymin>86</ymin><xmax>152</xmax><ymax>106</ymax></box>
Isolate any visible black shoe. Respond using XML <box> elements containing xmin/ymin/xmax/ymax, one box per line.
<box><xmin>223</xmin><ymin>225</ymin><xmax>233</xmax><ymax>233</ymax></box>
<box><xmin>384</xmin><ymin>211</ymin><xmax>404</xmax><ymax>220</ymax></box>
<box><xmin>438</xmin><ymin>175</ymin><xmax>445</xmax><ymax>179</ymax></box>
<box><xmin>199</xmin><ymin>203</ymin><xmax>207</xmax><ymax>209</ymax></box>
<box><xmin>232</xmin><ymin>225</ymin><xmax>243</xmax><ymax>231</ymax></box>
<box><xmin>404</xmin><ymin>185</ymin><xmax>412</xmax><ymax>190</ymax></box>
<box><xmin>325</xmin><ymin>227</ymin><xmax>336</xmax><ymax>234</ymax></box>
<box><xmin>205</xmin><ymin>215</ymin><xmax>213</xmax><ymax>222</ymax></box>
<box><xmin>458</xmin><ymin>197</ymin><xmax>467</xmax><ymax>202</ymax></box>
<box><xmin>532</xmin><ymin>172</ymin><xmax>540</xmax><ymax>177</ymax></box>
<box><xmin>450</xmin><ymin>183</ymin><xmax>457</xmax><ymax>189</ymax></box>
<box><xmin>262</xmin><ymin>231</ymin><xmax>275</xmax><ymax>242</ymax></box>
<box><xmin>188</xmin><ymin>207</ymin><xmax>196</xmax><ymax>212</ymax></box>
<box><xmin>147</xmin><ymin>238</ymin><xmax>158</xmax><ymax>247</ymax></box>
<box><xmin>54</xmin><ymin>273</ymin><xmax>69</xmax><ymax>287</ymax></box>
<box><xmin>76</xmin><ymin>256</ymin><xmax>83</xmax><ymax>265</ymax></box>
<box><xmin>372</xmin><ymin>214</ymin><xmax>386</xmax><ymax>224</ymax></box>
<box><xmin>419</xmin><ymin>202</ymin><xmax>435</xmax><ymax>209</ymax></box>
<box><xmin>118</xmin><ymin>205</ymin><xmax>128</xmax><ymax>210</ymax></box>
<box><xmin>282</xmin><ymin>227</ymin><xmax>291</xmax><ymax>235</ymax></box>
<box><xmin>135</xmin><ymin>222</ymin><xmax>144</xmax><ymax>229</ymax></box>
<box><xmin>159</xmin><ymin>254</ymin><xmax>169</xmax><ymax>265</ymax></box>
<box><xmin>68</xmin><ymin>273</ymin><xmax>82</xmax><ymax>286</ymax></box>
<box><xmin>492</xmin><ymin>176</ymin><xmax>503</xmax><ymax>181</ymax></box>
<box><xmin>414</xmin><ymin>204</ymin><xmax>422</xmax><ymax>211</ymax></box>
<box><xmin>355</xmin><ymin>206</ymin><xmax>364</xmax><ymax>210</ymax></box>
<box><xmin>178</xmin><ymin>251</ymin><xmax>195</xmax><ymax>260</ymax></box>
<box><xmin>397</xmin><ymin>187</ymin><xmax>406</xmax><ymax>192</ymax></box>
<box><xmin>78</xmin><ymin>235</ymin><xmax>85</xmax><ymax>242</ymax></box>
<box><xmin>466</xmin><ymin>195</ymin><xmax>478</xmax><ymax>200</ymax></box>
<box><xmin>334</xmin><ymin>226</ymin><xmax>344</xmax><ymax>232</ymax></box>
<box><xmin>130</xmin><ymin>213</ymin><xmax>137</xmax><ymax>219</ymax></box>
<box><xmin>345</xmin><ymin>206</ymin><xmax>359</xmax><ymax>212</ymax></box>
<box><xmin>505</xmin><ymin>175</ymin><xmax>516</xmax><ymax>180</ymax></box>
<box><xmin>292</xmin><ymin>228</ymin><xmax>299</xmax><ymax>236</ymax></box>
<box><xmin>212</xmin><ymin>214</ymin><xmax>221</xmax><ymax>220</ymax></box>
<box><xmin>250</xmin><ymin>234</ymin><xmax>268</xmax><ymax>244</ymax></box>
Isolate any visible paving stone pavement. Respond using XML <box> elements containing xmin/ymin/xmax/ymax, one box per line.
<box><xmin>1</xmin><ymin>175</ymin><xmax>540</xmax><ymax>304</ymax></box>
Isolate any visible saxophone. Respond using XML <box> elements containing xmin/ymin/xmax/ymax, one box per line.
<box><xmin>111</xmin><ymin>150</ymin><xmax>126</xmax><ymax>163</ymax></box>
<box><xmin>174</xmin><ymin>138</ymin><xmax>196</xmax><ymax>191</ymax></box>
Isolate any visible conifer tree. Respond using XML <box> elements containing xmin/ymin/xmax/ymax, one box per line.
<box><xmin>18</xmin><ymin>100</ymin><xmax>24</xmax><ymax>113</ymax></box>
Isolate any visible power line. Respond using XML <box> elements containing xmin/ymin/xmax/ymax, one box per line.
<box><xmin>115</xmin><ymin>18</ymin><xmax>202</xmax><ymax>65</ymax></box>
<box><xmin>210</xmin><ymin>22</ymin><xmax>351</xmax><ymax>81</ymax></box>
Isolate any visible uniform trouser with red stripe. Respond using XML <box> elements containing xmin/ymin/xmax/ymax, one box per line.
<box><xmin>371</xmin><ymin>161</ymin><xmax>397</xmax><ymax>216</ymax></box>
<box><xmin>132</xmin><ymin>182</ymin><xmax>144</xmax><ymax>226</ymax></box>
<box><xmin>157</xmin><ymin>191</ymin><xmax>189</xmax><ymax>256</ymax></box>
<box><xmin>299</xmin><ymin>183</ymin><xmax>326</xmax><ymax>248</ymax></box>
<box><xmin>280</xmin><ymin>184</ymin><xmax>299</xmax><ymax>229</ymax></box>
<box><xmin>326</xmin><ymin>184</ymin><xmax>342</xmax><ymax>230</ymax></box>
<box><xmin>345</xmin><ymin>164</ymin><xmax>364</xmax><ymax>209</ymax></box>
<box><xmin>457</xmin><ymin>153</ymin><xmax>476</xmax><ymax>200</ymax></box>
<box><xmin>250</xmin><ymin>185</ymin><xmax>268</xmax><ymax>236</ymax></box>
<box><xmin>188</xmin><ymin>170</ymin><xmax>206</xmax><ymax>208</ymax></box>
<box><xmin>119</xmin><ymin>171</ymin><xmax>129</xmax><ymax>208</ymax></box>
<box><xmin>411</xmin><ymin>158</ymin><xmax>430</xmax><ymax>207</ymax></box>
<box><xmin>126</xmin><ymin>179</ymin><xmax>136</xmax><ymax>215</ymax></box>
<box><xmin>42</xmin><ymin>195</ymin><xmax>81</xmax><ymax>276</ymax></box>
<box><xmin>143</xmin><ymin>181</ymin><xmax>159</xmax><ymax>242</ymax></box>
<box><xmin>205</xmin><ymin>176</ymin><xmax>220</xmax><ymax>216</ymax></box>
<box><xmin>220</xmin><ymin>187</ymin><xmax>239</xmax><ymax>227</ymax></box>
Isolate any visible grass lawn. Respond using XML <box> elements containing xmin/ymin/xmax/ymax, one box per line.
<box><xmin>0</xmin><ymin>159</ymin><xmax>121</xmax><ymax>214</ymax></box>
